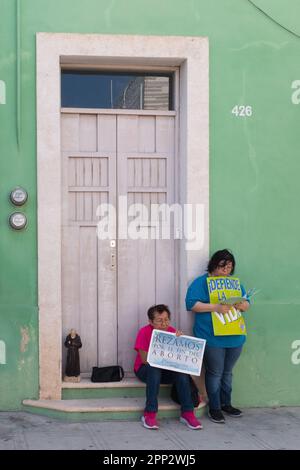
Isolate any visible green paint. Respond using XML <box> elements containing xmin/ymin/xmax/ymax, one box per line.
<box><xmin>16</xmin><ymin>0</ymin><xmax>21</xmax><ymax>147</ymax></box>
<box><xmin>249</xmin><ymin>0</ymin><xmax>300</xmax><ymax>37</ymax></box>
<box><xmin>1</xmin><ymin>0</ymin><xmax>300</xmax><ymax>410</ymax></box>
<box><xmin>62</xmin><ymin>384</ymin><xmax>171</xmax><ymax>400</ymax></box>
<box><xmin>21</xmin><ymin>403</ymin><xmax>205</xmax><ymax>422</ymax></box>
<box><xmin>0</xmin><ymin>306</ymin><xmax>39</xmax><ymax>409</ymax></box>
<box><xmin>234</xmin><ymin>306</ymin><xmax>300</xmax><ymax>407</ymax></box>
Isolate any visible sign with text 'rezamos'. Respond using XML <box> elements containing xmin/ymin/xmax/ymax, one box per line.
<box><xmin>207</xmin><ymin>276</ymin><xmax>247</xmax><ymax>336</ymax></box>
<box><xmin>147</xmin><ymin>330</ymin><xmax>206</xmax><ymax>375</ymax></box>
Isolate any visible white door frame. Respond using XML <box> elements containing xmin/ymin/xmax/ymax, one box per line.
<box><xmin>36</xmin><ymin>33</ymin><xmax>209</xmax><ymax>399</ymax></box>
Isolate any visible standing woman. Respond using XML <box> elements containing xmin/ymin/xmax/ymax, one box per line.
<box><xmin>185</xmin><ymin>249</ymin><xmax>250</xmax><ymax>424</ymax></box>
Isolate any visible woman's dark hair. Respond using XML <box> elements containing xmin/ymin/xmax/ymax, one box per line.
<box><xmin>147</xmin><ymin>304</ymin><xmax>171</xmax><ymax>321</ymax></box>
<box><xmin>207</xmin><ymin>249</ymin><xmax>235</xmax><ymax>275</ymax></box>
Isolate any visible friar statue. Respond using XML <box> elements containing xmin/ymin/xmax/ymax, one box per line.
<box><xmin>64</xmin><ymin>329</ymin><xmax>82</xmax><ymax>382</ymax></box>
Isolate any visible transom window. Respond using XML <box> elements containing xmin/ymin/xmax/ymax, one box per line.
<box><xmin>61</xmin><ymin>70</ymin><xmax>173</xmax><ymax>110</ymax></box>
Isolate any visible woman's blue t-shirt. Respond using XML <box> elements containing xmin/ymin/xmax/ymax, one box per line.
<box><xmin>185</xmin><ymin>273</ymin><xmax>246</xmax><ymax>348</ymax></box>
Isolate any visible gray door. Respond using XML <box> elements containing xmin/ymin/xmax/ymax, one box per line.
<box><xmin>61</xmin><ymin>110</ymin><xmax>177</xmax><ymax>373</ymax></box>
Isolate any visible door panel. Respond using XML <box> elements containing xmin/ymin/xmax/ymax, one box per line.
<box><xmin>61</xmin><ymin>113</ymin><xmax>117</xmax><ymax>373</ymax></box>
<box><xmin>62</xmin><ymin>111</ymin><xmax>177</xmax><ymax>374</ymax></box>
<box><xmin>79</xmin><ymin>226</ymin><xmax>98</xmax><ymax>371</ymax></box>
<box><xmin>117</xmin><ymin>114</ymin><xmax>176</xmax><ymax>371</ymax></box>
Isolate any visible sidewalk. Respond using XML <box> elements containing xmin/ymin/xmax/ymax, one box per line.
<box><xmin>0</xmin><ymin>406</ymin><xmax>299</xmax><ymax>450</ymax></box>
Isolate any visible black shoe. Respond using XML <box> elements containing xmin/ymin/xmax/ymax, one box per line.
<box><xmin>221</xmin><ymin>405</ymin><xmax>242</xmax><ymax>417</ymax></box>
<box><xmin>208</xmin><ymin>409</ymin><xmax>225</xmax><ymax>423</ymax></box>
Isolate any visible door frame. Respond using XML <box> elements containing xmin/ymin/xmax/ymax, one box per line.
<box><xmin>36</xmin><ymin>33</ymin><xmax>209</xmax><ymax>399</ymax></box>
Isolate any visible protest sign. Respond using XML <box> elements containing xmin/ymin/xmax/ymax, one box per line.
<box><xmin>147</xmin><ymin>330</ymin><xmax>206</xmax><ymax>375</ymax></box>
<box><xmin>207</xmin><ymin>276</ymin><xmax>247</xmax><ymax>336</ymax></box>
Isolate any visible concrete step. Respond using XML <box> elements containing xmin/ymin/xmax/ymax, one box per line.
<box><xmin>62</xmin><ymin>377</ymin><xmax>171</xmax><ymax>400</ymax></box>
<box><xmin>22</xmin><ymin>397</ymin><xmax>207</xmax><ymax>422</ymax></box>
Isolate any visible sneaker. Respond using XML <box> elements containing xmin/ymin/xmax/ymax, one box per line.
<box><xmin>221</xmin><ymin>405</ymin><xmax>242</xmax><ymax>417</ymax></box>
<box><xmin>208</xmin><ymin>409</ymin><xmax>225</xmax><ymax>423</ymax></box>
<box><xmin>141</xmin><ymin>412</ymin><xmax>159</xmax><ymax>429</ymax></box>
<box><xmin>180</xmin><ymin>411</ymin><xmax>203</xmax><ymax>430</ymax></box>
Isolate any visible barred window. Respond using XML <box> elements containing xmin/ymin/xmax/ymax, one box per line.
<box><xmin>61</xmin><ymin>71</ymin><xmax>173</xmax><ymax>110</ymax></box>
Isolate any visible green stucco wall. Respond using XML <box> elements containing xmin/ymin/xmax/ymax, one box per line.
<box><xmin>1</xmin><ymin>0</ymin><xmax>300</xmax><ymax>409</ymax></box>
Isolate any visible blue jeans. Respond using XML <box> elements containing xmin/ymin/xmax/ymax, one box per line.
<box><xmin>135</xmin><ymin>364</ymin><xmax>194</xmax><ymax>413</ymax></box>
<box><xmin>204</xmin><ymin>345</ymin><xmax>243</xmax><ymax>411</ymax></box>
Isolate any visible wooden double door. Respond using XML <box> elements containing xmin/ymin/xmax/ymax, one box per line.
<box><xmin>61</xmin><ymin>109</ymin><xmax>178</xmax><ymax>373</ymax></box>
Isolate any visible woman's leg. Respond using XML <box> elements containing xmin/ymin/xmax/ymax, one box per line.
<box><xmin>203</xmin><ymin>346</ymin><xmax>225</xmax><ymax>410</ymax></box>
<box><xmin>136</xmin><ymin>364</ymin><xmax>162</xmax><ymax>412</ymax></box>
<box><xmin>220</xmin><ymin>346</ymin><xmax>243</xmax><ymax>407</ymax></box>
<box><xmin>146</xmin><ymin>368</ymin><xmax>195</xmax><ymax>412</ymax></box>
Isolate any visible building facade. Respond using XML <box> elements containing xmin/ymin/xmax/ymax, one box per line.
<box><xmin>1</xmin><ymin>0</ymin><xmax>300</xmax><ymax>411</ymax></box>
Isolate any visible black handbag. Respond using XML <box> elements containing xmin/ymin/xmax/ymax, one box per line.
<box><xmin>91</xmin><ymin>365</ymin><xmax>124</xmax><ymax>383</ymax></box>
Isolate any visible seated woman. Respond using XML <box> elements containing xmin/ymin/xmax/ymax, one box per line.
<box><xmin>134</xmin><ymin>304</ymin><xmax>202</xmax><ymax>430</ymax></box>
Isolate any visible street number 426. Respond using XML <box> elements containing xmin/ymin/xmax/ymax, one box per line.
<box><xmin>231</xmin><ymin>105</ymin><xmax>252</xmax><ymax>117</ymax></box>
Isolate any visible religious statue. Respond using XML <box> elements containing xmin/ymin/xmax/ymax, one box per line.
<box><xmin>64</xmin><ymin>329</ymin><xmax>82</xmax><ymax>382</ymax></box>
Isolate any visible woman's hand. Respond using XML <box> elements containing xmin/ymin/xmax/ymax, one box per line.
<box><xmin>234</xmin><ymin>301</ymin><xmax>250</xmax><ymax>312</ymax></box>
<box><xmin>175</xmin><ymin>330</ymin><xmax>183</xmax><ymax>336</ymax></box>
<box><xmin>214</xmin><ymin>304</ymin><xmax>232</xmax><ymax>314</ymax></box>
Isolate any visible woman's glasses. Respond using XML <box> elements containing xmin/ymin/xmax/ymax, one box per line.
<box><xmin>153</xmin><ymin>318</ymin><xmax>170</xmax><ymax>325</ymax></box>
<box><xmin>217</xmin><ymin>262</ymin><xmax>233</xmax><ymax>271</ymax></box>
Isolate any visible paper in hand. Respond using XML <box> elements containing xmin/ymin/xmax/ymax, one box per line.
<box><xmin>221</xmin><ymin>288</ymin><xmax>259</xmax><ymax>305</ymax></box>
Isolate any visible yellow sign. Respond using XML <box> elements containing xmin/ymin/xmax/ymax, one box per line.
<box><xmin>207</xmin><ymin>276</ymin><xmax>247</xmax><ymax>336</ymax></box>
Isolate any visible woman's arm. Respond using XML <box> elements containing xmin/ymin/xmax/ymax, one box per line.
<box><xmin>138</xmin><ymin>349</ymin><xmax>148</xmax><ymax>364</ymax></box>
<box><xmin>191</xmin><ymin>301</ymin><xmax>232</xmax><ymax>314</ymax></box>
